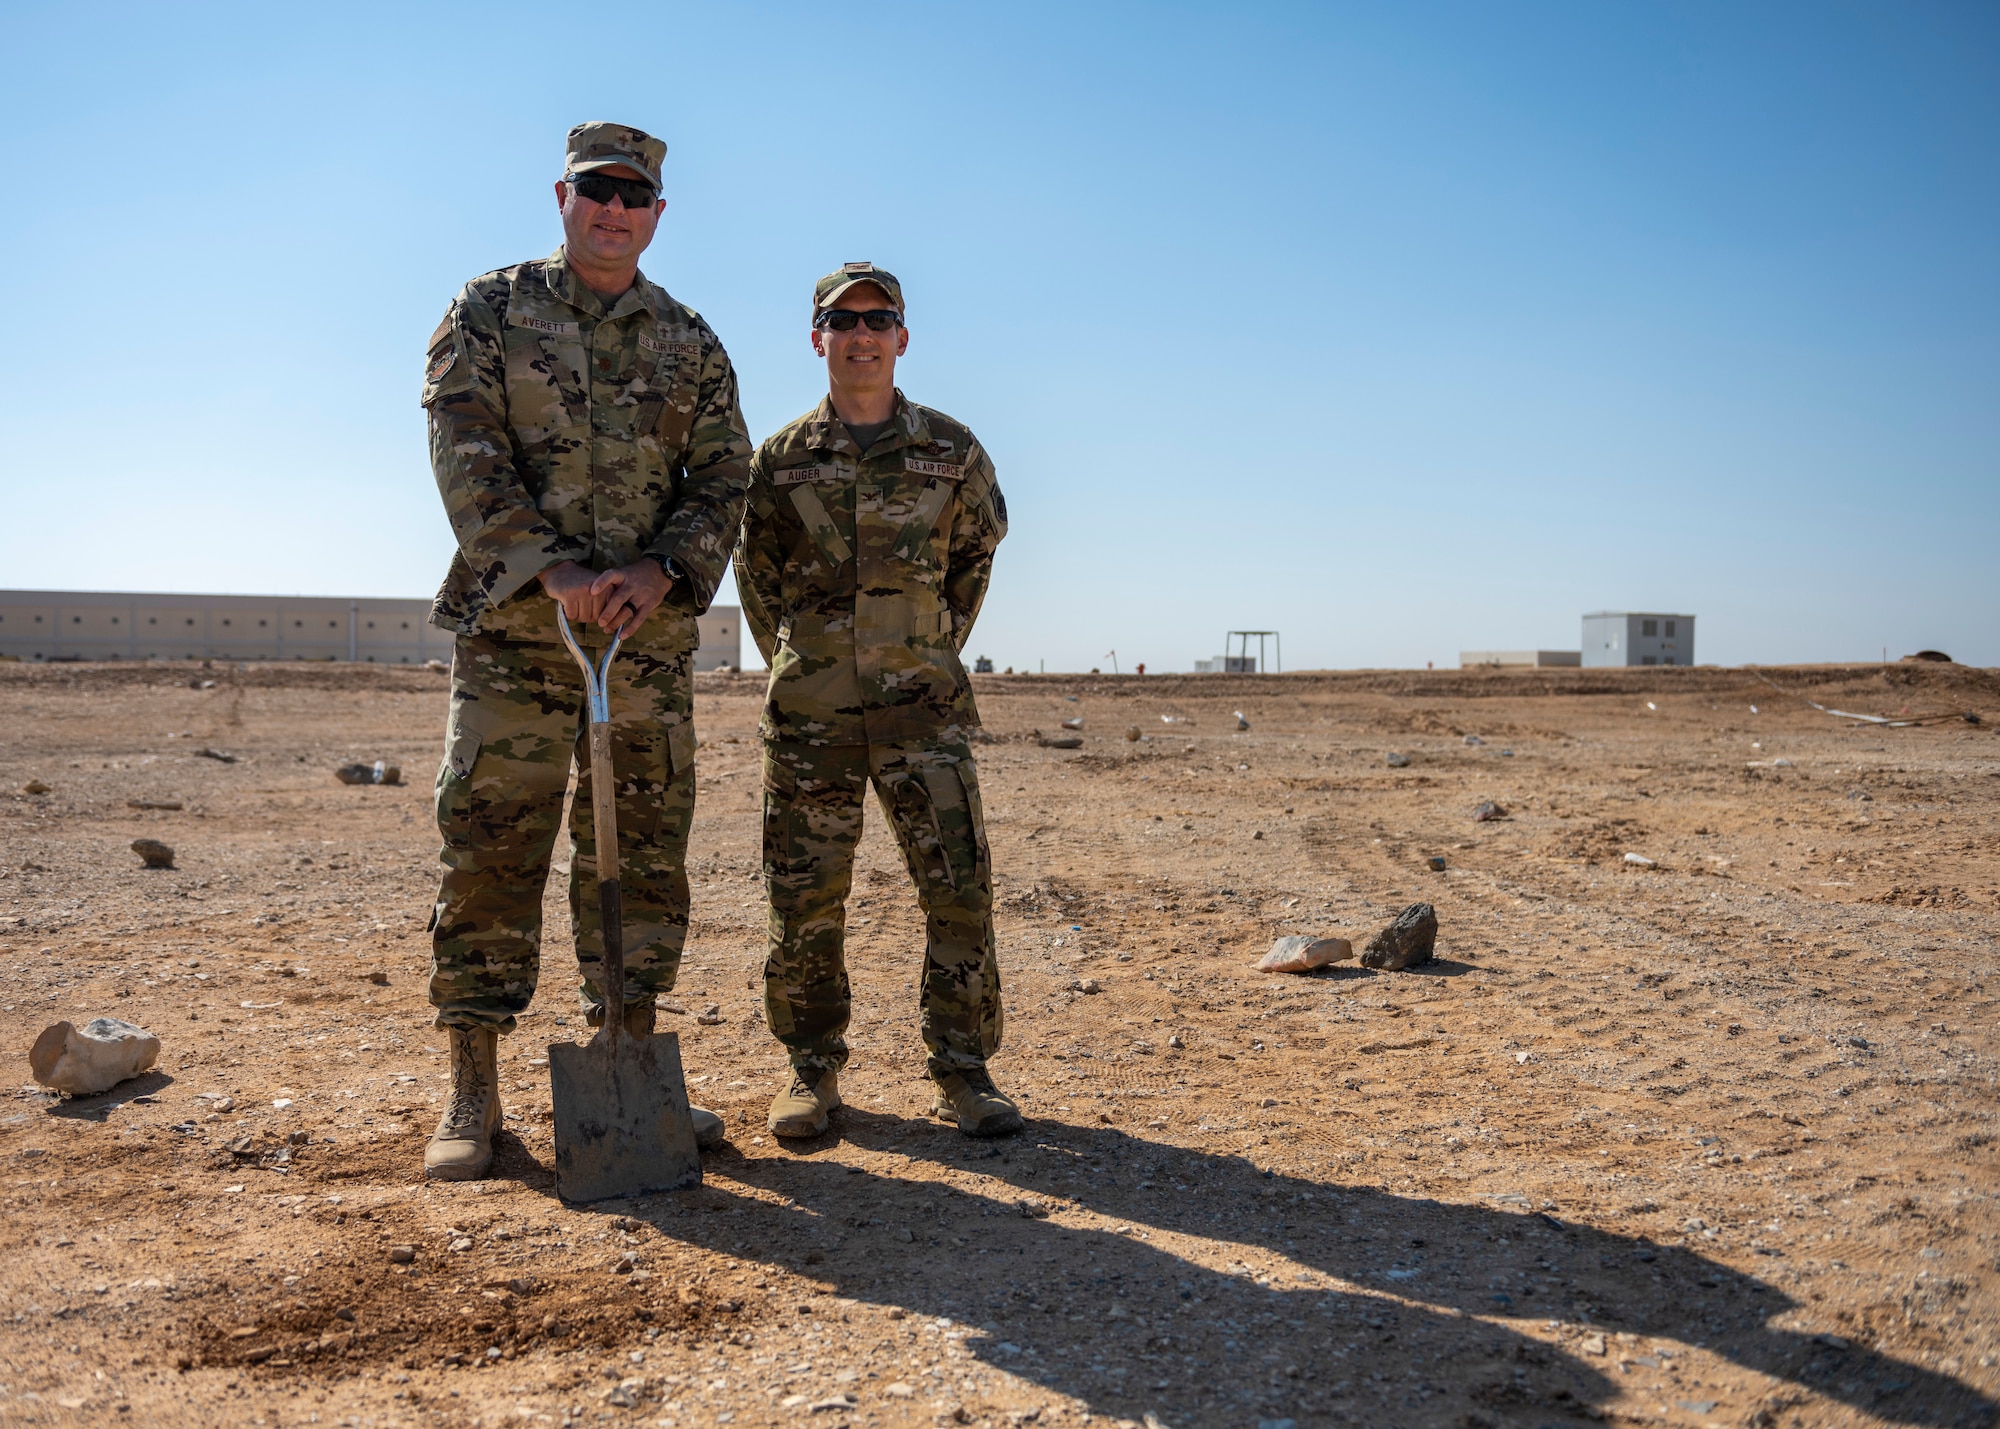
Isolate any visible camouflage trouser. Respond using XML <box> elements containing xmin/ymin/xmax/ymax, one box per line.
<box><xmin>762</xmin><ymin>736</ymin><xmax>1002</xmax><ymax>1077</ymax></box>
<box><xmin>429</xmin><ymin>633</ymin><xmax>698</xmax><ymax>1032</ymax></box>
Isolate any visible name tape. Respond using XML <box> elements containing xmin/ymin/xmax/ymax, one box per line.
<box><xmin>509</xmin><ymin>314</ymin><xmax>580</xmax><ymax>335</ymax></box>
<box><xmin>773</xmin><ymin>465</ymin><xmax>848</xmax><ymax>486</ymax></box>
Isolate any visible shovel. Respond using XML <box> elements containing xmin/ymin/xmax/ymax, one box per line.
<box><xmin>547</xmin><ymin>612</ymin><xmax>702</xmax><ymax>1203</ymax></box>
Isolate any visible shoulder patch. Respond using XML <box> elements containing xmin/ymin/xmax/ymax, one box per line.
<box><xmin>773</xmin><ymin>464</ymin><xmax>847</xmax><ymax>487</ymax></box>
<box><xmin>426</xmin><ymin>347</ymin><xmax>458</xmax><ymax>384</ymax></box>
<box><xmin>905</xmin><ymin>458</ymin><xmax>964</xmax><ymax>481</ymax></box>
<box><xmin>428</xmin><ymin>315</ymin><xmax>452</xmax><ymax>349</ymax></box>
<box><xmin>507</xmin><ymin>313</ymin><xmax>581</xmax><ymax>336</ymax></box>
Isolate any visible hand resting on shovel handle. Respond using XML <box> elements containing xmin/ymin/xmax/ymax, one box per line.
<box><xmin>541</xmin><ymin>558</ymin><xmax>672</xmax><ymax>636</ymax></box>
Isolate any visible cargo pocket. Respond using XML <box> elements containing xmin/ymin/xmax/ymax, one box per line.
<box><xmin>881</xmin><ymin>768</ymin><xmax>957</xmax><ymax>895</ymax></box>
<box><xmin>953</xmin><ymin>756</ymin><xmax>992</xmax><ymax>871</ymax></box>
<box><xmin>435</xmin><ymin>704</ymin><xmax>486</xmax><ymax>840</ymax></box>
<box><xmin>762</xmin><ymin>756</ymin><xmax>801</xmax><ymax>876</ymax></box>
<box><xmin>666</xmin><ymin>716</ymin><xmax>697</xmax><ymax>776</ymax></box>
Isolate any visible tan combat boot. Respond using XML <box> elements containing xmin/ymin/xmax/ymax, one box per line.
<box><xmin>768</xmin><ymin>1067</ymin><xmax>840</xmax><ymax>1138</ymax></box>
<box><xmin>933</xmin><ymin>1066</ymin><xmax>1024</xmax><ymax>1138</ymax></box>
<box><xmin>424</xmin><ymin>1025</ymin><xmax>501</xmax><ymax>1181</ymax></box>
<box><xmin>588</xmin><ymin>999</ymin><xmax>726</xmax><ymax>1149</ymax></box>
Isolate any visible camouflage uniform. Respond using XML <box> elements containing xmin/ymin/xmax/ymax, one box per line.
<box><xmin>423</xmin><ymin>125</ymin><xmax>751</xmax><ymax>1032</ymax></box>
<box><xmin>734</xmin><ymin>360</ymin><xmax>1009</xmax><ymax>1077</ymax></box>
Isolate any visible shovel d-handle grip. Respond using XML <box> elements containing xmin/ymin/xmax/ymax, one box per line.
<box><xmin>559</xmin><ymin>611</ymin><xmax>628</xmax><ymax>1046</ymax></box>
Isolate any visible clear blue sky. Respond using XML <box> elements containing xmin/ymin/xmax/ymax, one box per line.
<box><xmin>2</xmin><ymin>2</ymin><xmax>1994</xmax><ymax>670</ymax></box>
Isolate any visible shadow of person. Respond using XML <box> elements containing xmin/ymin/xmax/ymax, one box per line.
<box><xmin>628</xmin><ymin>1111</ymin><xmax>1993</xmax><ymax>1428</ymax></box>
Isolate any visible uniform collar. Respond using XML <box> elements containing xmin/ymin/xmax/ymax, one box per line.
<box><xmin>804</xmin><ymin>390</ymin><xmax>928</xmax><ymax>457</ymax></box>
<box><xmin>545</xmin><ymin>246</ymin><xmax>667</xmax><ymax>322</ymax></box>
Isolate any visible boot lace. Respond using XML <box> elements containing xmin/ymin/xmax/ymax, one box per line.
<box><xmin>442</xmin><ymin>1034</ymin><xmax>490</xmax><ymax>1134</ymax></box>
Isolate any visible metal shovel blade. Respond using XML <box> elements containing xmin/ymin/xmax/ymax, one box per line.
<box><xmin>548</xmin><ymin>1029</ymin><xmax>701</xmax><ymax>1203</ymax></box>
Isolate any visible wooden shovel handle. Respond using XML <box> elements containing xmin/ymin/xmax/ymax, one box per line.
<box><xmin>589</xmin><ymin>720</ymin><xmax>623</xmax><ymax>1043</ymax></box>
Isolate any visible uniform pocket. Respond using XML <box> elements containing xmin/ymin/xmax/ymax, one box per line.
<box><xmin>666</xmin><ymin>716</ymin><xmax>697</xmax><ymax>775</ymax></box>
<box><xmin>435</xmin><ymin>702</ymin><xmax>487</xmax><ymax>837</ymax></box>
<box><xmin>447</xmin><ymin>726</ymin><xmax>483</xmax><ymax>780</ymax></box>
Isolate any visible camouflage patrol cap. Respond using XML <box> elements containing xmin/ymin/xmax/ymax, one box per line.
<box><xmin>814</xmin><ymin>261</ymin><xmax>904</xmax><ymax>314</ymax></box>
<box><xmin>564</xmin><ymin>121</ymin><xmax>667</xmax><ymax>190</ymax></box>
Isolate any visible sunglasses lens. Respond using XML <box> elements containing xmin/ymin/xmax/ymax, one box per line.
<box><xmin>573</xmin><ymin>175</ymin><xmax>656</xmax><ymax>207</ymax></box>
<box><xmin>819</xmin><ymin>310</ymin><xmax>899</xmax><ymax>332</ymax></box>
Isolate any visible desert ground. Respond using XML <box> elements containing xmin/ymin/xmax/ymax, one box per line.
<box><xmin>0</xmin><ymin>658</ymin><xmax>1996</xmax><ymax>1429</ymax></box>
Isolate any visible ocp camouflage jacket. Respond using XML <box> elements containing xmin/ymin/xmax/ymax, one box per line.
<box><xmin>421</xmin><ymin>248</ymin><xmax>752</xmax><ymax>650</ymax></box>
<box><xmin>734</xmin><ymin>392</ymin><xmax>1007</xmax><ymax>745</ymax></box>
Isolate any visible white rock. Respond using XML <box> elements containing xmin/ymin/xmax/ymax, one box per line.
<box><xmin>29</xmin><ymin>1018</ymin><xmax>160</xmax><ymax>1096</ymax></box>
<box><xmin>1622</xmin><ymin>852</ymin><xmax>1655</xmax><ymax>867</ymax></box>
<box><xmin>1256</xmin><ymin>936</ymin><xmax>1353</xmax><ymax>974</ymax></box>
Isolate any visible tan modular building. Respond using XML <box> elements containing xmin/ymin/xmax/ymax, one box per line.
<box><xmin>0</xmin><ymin>591</ymin><xmax>741</xmax><ymax>672</ymax></box>
<box><xmin>1459</xmin><ymin>650</ymin><xmax>1582</xmax><ymax>669</ymax></box>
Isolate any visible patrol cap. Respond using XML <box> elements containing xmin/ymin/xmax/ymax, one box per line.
<box><xmin>814</xmin><ymin>261</ymin><xmax>904</xmax><ymax>314</ymax></box>
<box><xmin>564</xmin><ymin>121</ymin><xmax>667</xmax><ymax>190</ymax></box>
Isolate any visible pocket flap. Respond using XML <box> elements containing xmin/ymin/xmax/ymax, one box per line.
<box><xmin>446</xmin><ymin>726</ymin><xmax>483</xmax><ymax>780</ymax></box>
<box><xmin>667</xmin><ymin>717</ymin><xmax>697</xmax><ymax>775</ymax></box>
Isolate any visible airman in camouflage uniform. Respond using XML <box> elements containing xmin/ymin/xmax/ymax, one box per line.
<box><xmin>734</xmin><ymin>263</ymin><xmax>1020</xmax><ymax>1139</ymax></box>
<box><xmin>420</xmin><ymin>122</ymin><xmax>751</xmax><ymax>1179</ymax></box>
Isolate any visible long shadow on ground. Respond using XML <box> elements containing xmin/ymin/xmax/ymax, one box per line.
<box><xmin>628</xmin><ymin>1110</ymin><xmax>1994</xmax><ymax>1429</ymax></box>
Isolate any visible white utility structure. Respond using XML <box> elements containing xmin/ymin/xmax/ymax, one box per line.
<box><xmin>1581</xmin><ymin>611</ymin><xmax>1695</xmax><ymax>667</ymax></box>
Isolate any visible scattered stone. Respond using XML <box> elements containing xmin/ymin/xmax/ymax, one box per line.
<box><xmin>1124</xmin><ymin>726</ymin><xmax>1141</xmax><ymax>742</ymax></box>
<box><xmin>1385</xmin><ymin>752</ymin><xmax>1411</xmax><ymax>768</ymax></box>
<box><xmin>23</xmin><ymin>780</ymin><xmax>51</xmax><ymax>795</ymax></box>
<box><xmin>1580</xmin><ymin>1332</ymin><xmax>1606</xmax><ymax>1356</ymax></box>
<box><xmin>1846</xmin><ymin>788</ymin><xmax>1872</xmax><ymax>801</ymax></box>
<box><xmin>1234</xmin><ymin>711</ymin><xmax>1250</xmax><ymax>731</ymax></box>
<box><xmin>387</xmin><ymin>1246</ymin><xmax>416</xmax><ymax>1264</ymax></box>
<box><xmin>697</xmin><ymin>1005</ymin><xmax>724</xmax><ymax>1026</ymax></box>
<box><xmin>1427</xmin><ymin>856</ymin><xmax>1447</xmax><ymax>872</ymax></box>
<box><xmin>1359</xmin><ymin>904</ymin><xmax>1438</xmax><ymax>971</ymax></box>
<box><xmin>884</xmin><ymin>1382</ymin><xmax>914</xmax><ymax>1398</ymax></box>
<box><xmin>1075</xmin><ymin>978</ymin><xmax>1103</xmax><ymax>994</ymax></box>
<box><xmin>29</xmin><ymin>1017</ymin><xmax>161</xmax><ymax>1096</ymax></box>
<box><xmin>1473</xmin><ymin>801</ymin><xmax>1505</xmax><ymax>821</ymax></box>
<box><xmin>126</xmin><ymin>799</ymin><xmax>183</xmax><ymax>811</ymax></box>
<box><xmin>361</xmin><ymin>970</ymin><xmax>389</xmax><ymax>986</ymax></box>
<box><xmin>1463</xmin><ymin>734</ymin><xmax>1485</xmax><ymax>746</ymax></box>
<box><xmin>602</xmin><ymin>1382</ymin><xmax>638</xmax><ymax>1408</ymax></box>
<box><xmin>130</xmin><ymin>838</ymin><xmax>175</xmax><ymax>869</ymax></box>
<box><xmin>1059</xmin><ymin>717</ymin><xmax>1083</xmax><ymax>730</ymax></box>
<box><xmin>335</xmin><ymin>761</ymin><xmax>402</xmax><ymax>786</ymax></box>
<box><xmin>1035</xmin><ymin>731</ymin><xmax>1083</xmax><ymax>749</ymax></box>
<box><xmin>1255</xmin><ymin>936</ymin><xmax>1353</xmax><ymax>974</ymax></box>
<box><xmin>1167</xmin><ymin>1034</ymin><xmax>1184</xmax><ymax>1049</ymax></box>
<box><xmin>194</xmin><ymin>747</ymin><xmax>238</xmax><ymax>763</ymax></box>
<box><xmin>810</xmin><ymin>1395</ymin><xmax>859</xmax><ymax>1412</ymax></box>
<box><xmin>1622</xmin><ymin>852</ymin><xmax>1656</xmax><ymax>867</ymax></box>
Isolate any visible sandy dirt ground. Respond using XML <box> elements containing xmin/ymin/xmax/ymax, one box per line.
<box><xmin>1</xmin><ymin>659</ymin><xmax>1996</xmax><ymax>1429</ymax></box>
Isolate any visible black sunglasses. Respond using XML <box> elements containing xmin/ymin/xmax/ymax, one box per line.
<box><xmin>567</xmin><ymin>174</ymin><xmax>659</xmax><ymax>208</ymax></box>
<box><xmin>813</xmin><ymin>309</ymin><xmax>903</xmax><ymax>332</ymax></box>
